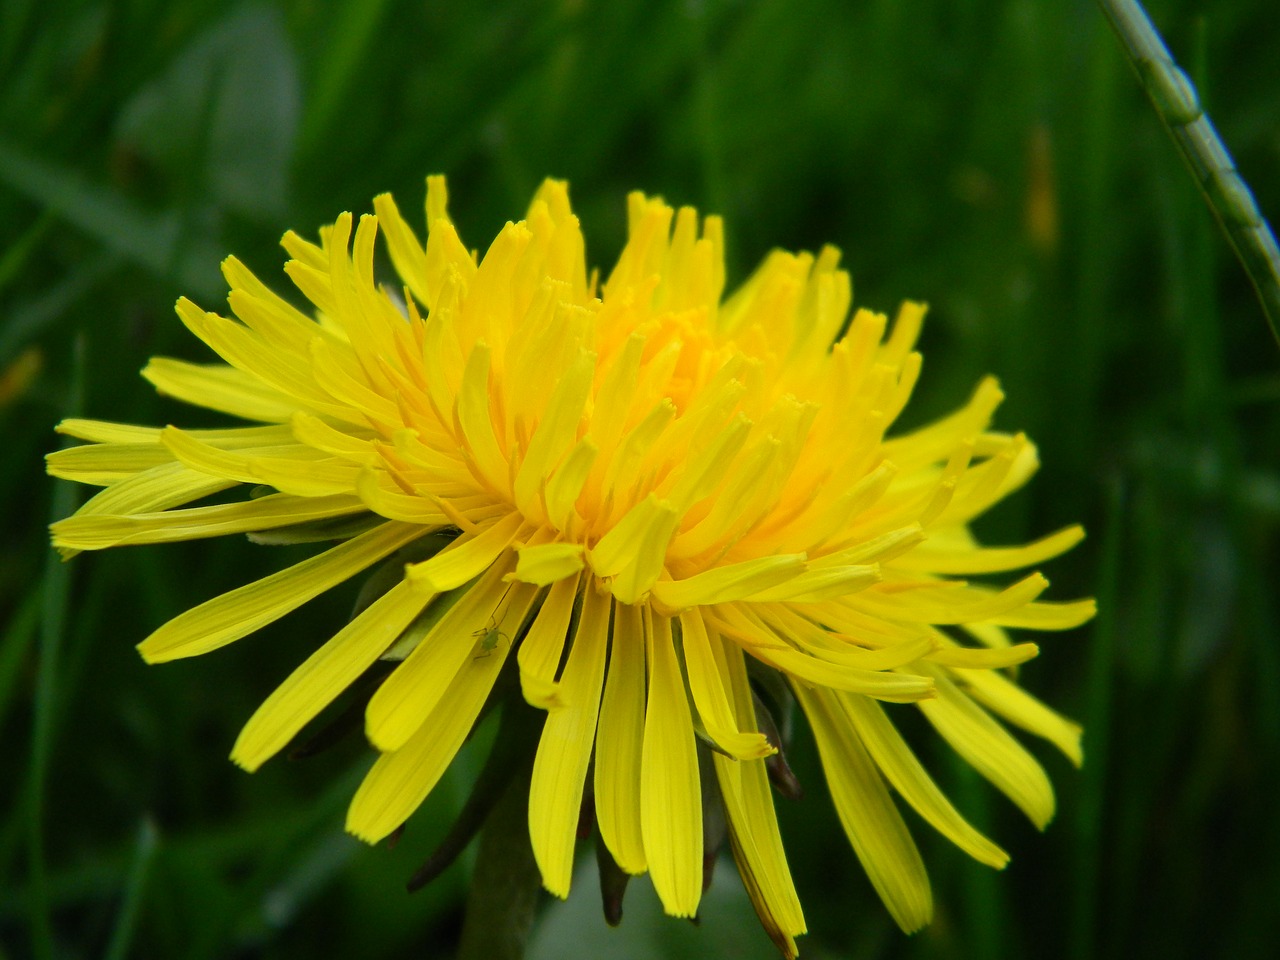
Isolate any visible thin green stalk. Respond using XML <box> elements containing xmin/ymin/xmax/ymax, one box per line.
<box><xmin>1095</xmin><ymin>0</ymin><xmax>1280</xmax><ymax>347</ymax></box>
<box><xmin>1069</xmin><ymin>12</ymin><xmax>1121</xmax><ymax>466</ymax></box>
<box><xmin>27</xmin><ymin>335</ymin><xmax>85</xmax><ymax>960</ymax></box>
<box><xmin>0</xmin><ymin>0</ymin><xmax>37</xmax><ymax>83</ymax></box>
<box><xmin>1068</xmin><ymin>477</ymin><xmax>1124</xmax><ymax>960</ymax></box>
<box><xmin>0</xmin><ymin>590</ymin><xmax>41</xmax><ymax>745</ymax></box>
<box><xmin>0</xmin><ymin>593</ymin><xmax>42</xmax><ymax>884</ymax></box>
<box><xmin>0</xmin><ymin>209</ymin><xmax>53</xmax><ymax>304</ymax></box>
<box><xmin>103</xmin><ymin>819</ymin><xmax>159</xmax><ymax>960</ymax></box>
<box><xmin>949</xmin><ymin>756</ymin><xmax>1007</xmax><ymax>960</ymax></box>
<box><xmin>689</xmin><ymin>7</ymin><xmax>727</xmax><ymax>225</ymax></box>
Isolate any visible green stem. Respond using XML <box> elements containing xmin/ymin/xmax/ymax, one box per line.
<box><xmin>456</xmin><ymin>769</ymin><xmax>542</xmax><ymax>960</ymax></box>
<box><xmin>1095</xmin><ymin>0</ymin><xmax>1280</xmax><ymax>347</ymax></box>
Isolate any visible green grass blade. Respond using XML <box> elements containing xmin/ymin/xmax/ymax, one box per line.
<box><xmin>0</xmin><ymin>250</ymin><xmax>119</xmax><ymax>364</ymax></box>
<box><xmin>0</xmin><ymin>591</ymin><xmax>41</xmax><ymax>745</ymax></box>
<box><xmin>103</xmin><ymin>819</ymin><xmax>160</xmax><ymax>960</ymax></box>
<box><xmin>0</xmin><ymin>138</ymin><xmax>222</xmax><ymax>297</ymax></box>
<box><xmin>0</xmin><ymin>209</ymin><xmax>53</xmax><ymax>302</ymax></box>
<box><xmin>26</xmin><ymin>334</ymin><xmax>85</xmax><ymax>960</ymax></box>
<box><xmin>955</xmin><ymin>780</ymin><xmax>1007</xmax><ymax>960</ymax></box>
<box><xmin>0</xmin><ymin>0</ymin><xmax>38</xmax><ymax>79</ymax></box>
<box><xmin>297</xmin><ymin>0</ymin><xmax>394</xmax><ymax>156</ymax></box>
<box><xmin>1068</xmin><ymin>477</ymin><xmax>1124</xmax><ymax>960</ymax></box>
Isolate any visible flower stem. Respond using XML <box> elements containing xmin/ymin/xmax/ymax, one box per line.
<box><xmin>1095</xmin><ymin>0</ymin><xmax>1280</xmax><ymax>347</ymax></box>
<box><xmin>457</xmin><ymin>767</ymin><xmax>541</xmax><ymax>960</ymax></box>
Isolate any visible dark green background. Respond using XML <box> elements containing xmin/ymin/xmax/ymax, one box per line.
<box><xmin>2</xmin><ymin>1</ymin><xmax>1277</xmax><ymax>957</ymax></box>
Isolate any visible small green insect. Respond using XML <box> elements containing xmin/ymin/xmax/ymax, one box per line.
<box><xmin>472</xmin><ymin>618</ymin><xmax>509</xmax><ymax>660</ymax></box>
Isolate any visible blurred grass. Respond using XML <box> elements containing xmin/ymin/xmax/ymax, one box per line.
<box><xmin>24</xmin><ymin>335</ymin><xmax>82</xmax><ymax>960</ymax></box>
<box><xmin>2</xmin><ymin>0</ymin><xmax>1278</xmax><ymax>958</ymax></box>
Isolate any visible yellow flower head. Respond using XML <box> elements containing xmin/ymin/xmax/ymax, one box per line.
<box><xmin>49</xmin><ymin>177</ymin><xmax>1094</xmax><ymax>955</ymax></box>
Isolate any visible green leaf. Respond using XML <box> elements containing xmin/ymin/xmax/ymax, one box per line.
<box><xmin>114</xmin><ymin>6</ymin><xmax>300</xmax><ymax>221</ymax></box>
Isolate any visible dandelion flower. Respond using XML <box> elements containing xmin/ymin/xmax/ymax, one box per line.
<box><xmin>49</xmin><ymin>177</ymin><xmax>1094</xmax><ymax>955</ymax></box>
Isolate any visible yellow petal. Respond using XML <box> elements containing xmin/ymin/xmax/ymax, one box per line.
<box><xmin>586</xmin><ymin>333</ymin><xmax>644</xmax><ymax>471</ymax></box>
<box><xmin>544</xmin><ymin>437</ymin><xmax>598</xmax><ymax>535</ymax></box>
<box><xmin>594</xmin><ymin>600</ymin><xmax>647</xmax><ymax>874</ymax></box>
<box><xmin>309</xmin><ymin>339</ymin><xmax>401</xmax><ymax>427</ymax></box>
<box><xmin>711</xmin><ymin>606</ymin><xmax>934</xmax><ymax>703</ymax></box>
<box><xmin>346</xmin><ymin>581</ymin><xmax>537</xmax><ymax>843</ymax></box>
<box><xmin>51</xmin><ymin>493</ymin><xmax>366</xmax><ymax>550</ymax></box>
<box><xmin>640</xmin><ymin>610</ymin><xmax>703</xmax><ymax>918</ymax></box>
<box><xmin>290</xmin><ymin>412</ymin><xmax>378</xmax><ymax>461</ymax></box>
<box><xmin>589</xmin><ymin>494</ymin><xmax>679</xmax><ymax>603</ymax></box>
<box><xmin>795</xmin><ymin>684</ymin><xmax>932</xmax><ymax>933</ymax></box>
<box><xmin>516</xmin><ymin>573</ymin><xmax>579</xmax><ymax>709</ymax></box>
<box><xmin>138</xmin><ymin>521</ymin><xmax>424</xmax><ymax>663</ymax></box>
<box><xmin>55</xmin><ymin>420</ymin><xmax>294</xmax><ymax>447</ymax></box>
<box><xmin>650</xmin><ymin>554</ymin><xmax>805</xmax><ymax>610</ymax></box>
<box><xmin>962</xmin><ymin>620</ymin><xmax>1014</xmax><ymax>649</ymax></box>
<box><xmin>990</xmin><ymin>597</ymin><xmax>1097</xmax><ymax>630</ymax></box>
<box><xmin>926</xmin><ymin>642</ymin><xmax>1040</xmax><ymax>669</ymax></box>
<box><xmin>895</xmin><ymin>524</ymin><xmax>1085</xmax><ymax>574</ymax></box>
<box><xmin>355</xmin><ymin>469</ymin><xmax>451</xmax><ymax>526</ymax></box>
<box><xmin>679</xmin><ymin>609</ymin><xmax>773</xmax><ymax>760</ymax></box>
<box><xmin>222</xmin><ymin>254</ymin><xmax>329</xmax><ymax>347</ymax></box>
<box><xmin>759</xmin><ymin>605</ymin><xmax>937</xmax><ymax>671</ymax></box>
<box><xmin>142</xmin><ymin>358</ymin><xmax>299</xmax><ymax>423</ymax></box>
<box><xmin>423</xmin><ymin>189</ymin><xmax>476</xmax><ymax>308</ymax></box>
<box><xmin>777</xmin><ymin>461</ymin><xmax>899</xmax><ymax>555</ymax></box>
<box><xmin>659</xmin><ymin>413</ymin><xmax>752</xmax><ymax>514</ymax></box>
<box><xmin>513</xmin><ymin>542</ymin><xmax>585</xmax><ymax>586</ymax></box>
<box><xmin>710</xmin><ymin>633</ymin><xmax>805</xmax><ymax>952</ymax></box>
<box><xmin>372</xmin><ymin>192</ymin><xmax>432</xmax><ymax>307</ymax></box>
<box><xmin>837</xmin><ymin>692</ymin><xmax>1008</xmax><ymax>868</ymax></box>
<box><xmin>161</xmin><ymin>427</ymin><xmax>360</xmax><ymax>497</ymax></box>
<box><xmin>760</xmin><ymin>641</ymin><xmax>936</xmax><ymax>703</ymax></box>
<box><xmin>881</xmin><ymin>376</ymin><xmax>1003</xmax><ymax>472</ymax></box>
<box><xmin>953</xmin><ymin>666</ymin><xmax>1083</xmax><ymax>766</ymax></box>
<box><xmin>529</xmin><ymin>581</ymin><xmax>610</xmax><ymax>898</ymax></box>
<box><xmin>667</xmin><ymin>436</ymin><xmax>784</xmax><ymax>561</ymax></box>
<box><xmin>455</xmin><ymin>342</ymin><xmax>510</xmax><ymax>496</ymax></box>
<box><xmin>69</xmin><ymin>462</ymin><xmax>236</xmax><ymax>519</ymax></box>
<box><xmin>231</xmin><ymin>579</ymin><xmax>432</xmax><ymax>771</ymax></box>
<box><xmin>406</xmin><ymin>512</ymin><xmax>527</xmax><ymax>592</ymax></box>
<box><xmin>596</xmin><ymin>398</ymin><xmax>676</xmax><ymax>511</ymax></box>
<box><xmin>743</xmin><ymin>563</ymin><xmax>880</xmax><ymax>604</ymax></box>
<box><xmin>937</xmin><ymin>436</ymin><xmax>1040</xmax><ymax>527</ymax></box>
<box><xmin>880</xmin><ymin>300</ymin><xmax>927</xmax><ymax>366</ymax></box>
<box><xmin>174</xmin><ymin>299</ymin><xmax>364</xmax><ymax>426</ymax></box>
<box><xmin>813</xmin><ymin>523</ymin><xmax>924</xmax><ymax>567</ymax></box>
<box><xmin>365</xmin><ymin>560</ymin><xmax>516</xmax><ymax>752</ymax></box>
<box><xmin>805</xmin><ymin>600</ymin><xmax>932</xmax><ymax>649</ymax></box>
<box><xmin>46</xmin><ymin>443</ymin><xmax>175</xmax><ymax>484</ymax></box>
<box><xmin>56</xmin><ymin>419</ymin><xmax>168</xmax><ymax>444</ymax></box>
<box><xmin>915</xmin><ymin>665</ymin><xmax>1056</xmax><ymax>828</ymax></box>
<box><xmin>854</xmin><ymin>573</ymin><xmax>1050</xmax><ymax>625</ymax></box>
<box><xmin>513</xmin><ymin>349</ymin><xmax>594</xmax><ymax>521</ymax></box>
